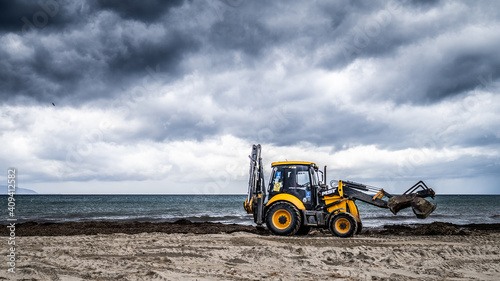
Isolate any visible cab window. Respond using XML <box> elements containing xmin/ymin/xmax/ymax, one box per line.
<box><xmin>269</xmin><ymin>167</ymin><xmax>283</xmax><ymax>193</ymax></box>
<box><xmin>284</xmin><ymin>165</ymin><xmax>310</xmax><ymax>189</ymax></box>
<box><xmin>296</xmin><ymin>170</ymin><xmax>310</xmax><ymax>187</ymax></box>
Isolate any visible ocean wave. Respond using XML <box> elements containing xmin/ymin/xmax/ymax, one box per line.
<box><xmin>11</xmin><ymin>214</ymin><xmax>253</xmax><ymax>225</ymax></box>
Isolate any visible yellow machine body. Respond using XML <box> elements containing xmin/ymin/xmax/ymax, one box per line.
<box><xmin>266</xmin><ymin>193</ymin><xmax>306</xmax><ymax>211</ymax></box>
<box><xmin>323</xmin><ymin>195</ymin><xmax>361</xmax><ymax>222</ymax></box>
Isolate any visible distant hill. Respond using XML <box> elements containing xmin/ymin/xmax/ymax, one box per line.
<box><xmin>2</xmin><ymin>186</ymin><xmax>38</xmax><ymax>194</ymax></box>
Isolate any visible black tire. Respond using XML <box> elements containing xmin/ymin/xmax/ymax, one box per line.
<box><xmin>355</xmin><ymin>220</ymin><xmax>363</xmax><ymax>235</ymax></box>
<box><xmin>329</xmin><ymin>212</ymin><xmax>357</xmax><ymax>238</ymax></box>
<box><xmin>296</xmin><ymin>225</ymin><xmax>311</xmax><ymax>236</ymax></box>
<box><xmin>265</xmin><ymin>202</ymin><xmax>302</xmax><ymax>236</ymax></box>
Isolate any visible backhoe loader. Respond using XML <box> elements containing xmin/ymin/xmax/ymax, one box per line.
<box><xmin>244</xmin><ymin>144</ymin><xmax>437</xmax><ymax>237</ymax></box>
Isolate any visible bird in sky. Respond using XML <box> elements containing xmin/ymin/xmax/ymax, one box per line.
<box><xmin>52</xmin><ymin>103</ymin><xmax>55</xmax><ymax>106</ymax></box>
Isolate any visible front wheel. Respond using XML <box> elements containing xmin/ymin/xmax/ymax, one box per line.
<box><xmin>265</xmin><ymin>202</ymin><xmax>302</xmax><ymax>236</ymax></box>
<box><xmin>329</xmin><ymin>212</ymin><xmax>357</xmax><ymax>238</ymax></box>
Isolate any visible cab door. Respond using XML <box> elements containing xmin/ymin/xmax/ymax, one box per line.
<box><xmin>268</xmin><ymin>165</ymin><xmax>314</xmax><ymax>210</ymax></box>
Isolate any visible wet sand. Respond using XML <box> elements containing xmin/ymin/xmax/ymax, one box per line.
<box><xmin>1</xmin><ymin>221</ymin><xmax>499</xmax><ymax>280</ymax></box>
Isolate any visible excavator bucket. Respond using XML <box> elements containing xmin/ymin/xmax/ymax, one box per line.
<box><xmin>387</xmin><ymin>194</ymin><xmax>437</xmax><ymax>219</ymax></box>
<box><xmin>387</xmin><ymin>181</ymin><xmax>437</xmax><ymax>219</ymax></box>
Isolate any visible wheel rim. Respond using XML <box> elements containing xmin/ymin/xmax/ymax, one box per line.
<box><xmin>335</xmin><ymin>218</ymin><xmax>350</xmax><ymax>234</ymax></box>
<box><xmin>272</xmin><ymin>209</ymin><xmax>292</xmax><ymax>229</ymax></box>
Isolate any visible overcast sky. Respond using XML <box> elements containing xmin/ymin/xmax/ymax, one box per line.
<box><xmin>1</xmin><ymin>0</ymin><xmax>499</xmax><ymax>194</ymax></box>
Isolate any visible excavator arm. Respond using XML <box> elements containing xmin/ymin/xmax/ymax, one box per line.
<box><xmin>244</xmin><ymin>144</ymin><xmax>266</xmax><ymax>226</ymax></box>
<box><xmin>333</xmin><ymin>180</ymin><xmax>437</xmax><ymax>219</ymax></box>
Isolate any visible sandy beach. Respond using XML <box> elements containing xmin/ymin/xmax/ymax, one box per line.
<box><xmin>2</xmin><ymin>222</ymin><xmax>499</xmax><ymax>281</ymax></box>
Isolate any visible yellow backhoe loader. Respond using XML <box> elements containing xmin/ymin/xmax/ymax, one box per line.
<box><xmin>244</xmin><ymin>144</ymin><xmax>437</xmax><ymax>237</ymax></box>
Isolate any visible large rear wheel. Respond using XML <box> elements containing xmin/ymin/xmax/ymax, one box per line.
<box><xmin>265</xmin><ymin>202</ymin><xmax>302</xmax><ymax>236</ymax></box>
<box><xmin>329</xmin><ymin>212</ymin><xmax>357</xmax><ymax>238</ymax></box>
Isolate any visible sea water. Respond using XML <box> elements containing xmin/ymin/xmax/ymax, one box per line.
<box><xmin>1</xmin><ymin>195</ymin><xmax>499</xmax><ymax>228</ymax></box>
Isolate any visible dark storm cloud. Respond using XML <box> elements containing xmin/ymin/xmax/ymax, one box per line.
<box><xmin>1</xmin><ymin>0</ymin><xmax>499</xmax><ymax>142</ymax></box>
<box><xmin>209</xmin><ymin>4</ymin><xmax>277</xmax><ymax>56</ymax></box>
<box><xmin>0</xmin><ymin>34</ymin><xmax>198</xmax><ymax>105</ymax></box>
<box><xmin>106</xmin><ymin>31</ymin><xmax>198</xmax><ymax>79</ymax></box>
<box><xmin>94</xmin><ymin>0</ymin><xmax>183</xmax><ymax>22</ymax></box>
<box><xmin>317</xmin><ymin>1</ymin><xmax>413</xmax><ymax>69</ymax></box>
<box><xmin>424</xmin><ymin>53</ymin><xmax>500</xmax><ymax>102</ymax></box>
<box><xmin>0</xmin><ymin>0</ymin><xmax>70</xmax><ymax>32</ymax></box>
<box><xmin>234</xmin><ymin>105</ymin><xmax>390</xmax><ymax>148</ymax></box>
<box><xmin>0</xmin><ymin>0</ymin><xmax>184</xmax><ymax>32</ymax></box>
<box><xmin>0</xmin><ymin>0</ymin><xmax>43</xmax><ymax>31</ymax></box>
<box><xmin>0</xmin><ymin>0</ymin><xmax>199</xmax><ymax>104</ymax></box>
<box><xmin>131</xmin><ymin>94</ymin><xmax>391</xmax><ymax>149</ymax></box>
<box><xmin>315</xmin><ymin>1</ymin><xmax>500</xmax><ymax>104</ymax></box>
<box><xmin>124</xmin><ymin>112</ymin><xmax>219</xmax><ymax>143</ymax></box>
<box><xmin>0</xmin><ymin>45</ymin><xmax>77</xmax><ymax>103</ymax></box>
<box><xmin>408</xmin><ymin>0</ymin><xmax>441</xmax><ymax>8</ymax></box>
<box><xmin>3</xmin><ymin>0</ymin><xmax>498</xmax><ymax>106</ymax></box>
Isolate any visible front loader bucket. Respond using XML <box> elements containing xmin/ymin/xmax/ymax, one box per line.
<box><xmin>387</xmin><ymin>181</ymin><xmax>437</xmax><ymax>219</ymax></box>
<box><xmin>411</xmin><ymin>197</ymin><xmax>437</xmax><ymax>219</ymax></box>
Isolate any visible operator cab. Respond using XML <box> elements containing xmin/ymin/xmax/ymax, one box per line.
<box><xmin>268</xmin><ymin>161</ymin><xmax>320</xmax><ymax>210</ymax></box>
